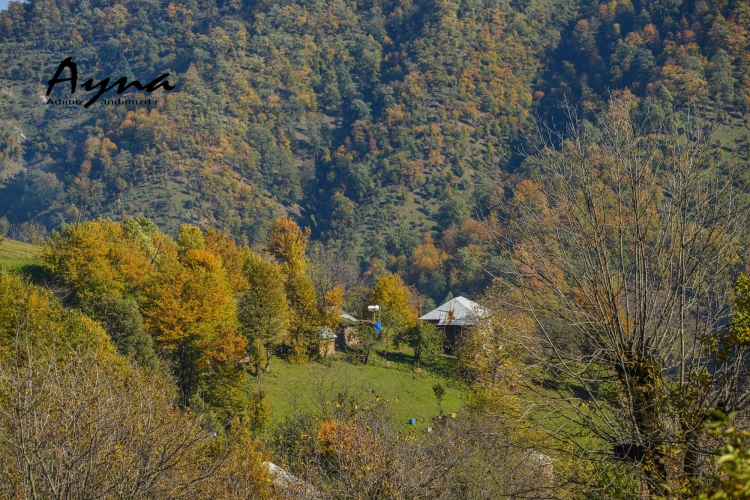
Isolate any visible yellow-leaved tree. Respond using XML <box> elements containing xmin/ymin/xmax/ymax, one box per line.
<box><xmin>43</xmin><ymin>220</ymin><xmax>250</xmax><ymax>427</ymax></box>
<box><xmin>41</xmin><ymin>218</ymin><xmax>153</xmax><ymax>304</ymax></box>
<box><xmin>267</xmin><ymin>216</ymin><xmax>320</xmax><ymax>363</ymax></box>
<box><xmin>41</xmin><ymin>217</ymin><xmax>158</xmax><ymax>367</ymax></box>
<box><xmin>369</xmin><ymin>273</ymin><xmax>418</xmax><ymax>332</ymax></box>
<box><xmin>0</xmin><ymin>271</ymin><xmax>273</xmax><ymax>499</ymax></box>
<box><xmin>357</xmin><ymin>274</ymin><xmax>418</xmax><ymax>364</ymax></box>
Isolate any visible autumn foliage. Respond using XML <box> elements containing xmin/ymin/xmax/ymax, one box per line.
<box><xmin>0</xmin><ymin>271</ymin><xmax>272</xmax><ymax>499</ymax></box>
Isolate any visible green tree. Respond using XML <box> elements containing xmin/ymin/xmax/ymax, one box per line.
<box><xmin>246</xmin><ymin>390</ymin><xmax>271</xmax><ymax>438</ymax></box>
<box><xmin>85</xmin><ymin>294</ymin><xmax>158</xmax><ymax>370</ymax></box>
<box><xmin>432</xmin><ymin>382</ymin><xmax>446</xmax><ymax>414</ymax></box>
<box><xmin>395</xmin><ymin>321</ymin><xmax>445</xmax><ymax>367</ymax></box>
<box><xmin>237</xmin><ymin>250</ymin><xmax>289</xmax><ymax>375</ymax></box>
<box><xmin>349</xmin><ymin>323</ymin><xmax>381</xmax><ymax>365</ymax></box>
<box><xmin>708</xmin><ymin>49</ymin><xmax>735</xmax><ymax>106</ymax></box>
<box><xmin>695</xmin><ymin>412</ymin><xmax>750</xmax><ymax>500</ymax></box>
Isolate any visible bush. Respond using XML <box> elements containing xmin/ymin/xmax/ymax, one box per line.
<box><xmin>395</xmin><ymin>321</ymin><xmax>445</xmax><ymax>366</ymax></box>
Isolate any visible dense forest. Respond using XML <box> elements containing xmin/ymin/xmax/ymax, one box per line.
<box><xmin>1</xmin><ymin>0</ymin><xmax>749</xmax><ymax>303</ymax></box>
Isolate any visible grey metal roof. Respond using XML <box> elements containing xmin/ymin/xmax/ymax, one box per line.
<box><xmin>339</xmin><ymin>313</ymin><xmax>358</xmax><ymax>325</ymax></box>
<box><xmin>419</xmin><ymin>296</ymin><xmax>487</xmax><ymax>326</ymax></box>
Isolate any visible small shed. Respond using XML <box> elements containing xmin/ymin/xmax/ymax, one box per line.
<box><xmin>419</xmin><ymin>296</ymin><xmax>487</xmax><ymax>346</ymax></box>
<box><xmin>336</xmin><ymin>313</ymin><xmax>359</xmax><ymax>350</ymax></box>
<box><xmin>317</xmin><ymin>327</ymin><xmax>338</xmax><ymax>357</ymax></box>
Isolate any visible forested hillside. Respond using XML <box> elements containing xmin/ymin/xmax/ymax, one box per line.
<box><xmin>1</xmin><ymin>0</ymin><xmax>749</xmax><ymax>305</ymax></box>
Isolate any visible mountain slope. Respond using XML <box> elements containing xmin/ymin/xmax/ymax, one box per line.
<box><xmin>0</xmin><ymin>0</ymin><xmax>556</xmax><ymax>241</ymax></box>
<box><xmin>1</xmin><ymin>0</ymin><xmax>749</xmax><ymax>302</ymax></box>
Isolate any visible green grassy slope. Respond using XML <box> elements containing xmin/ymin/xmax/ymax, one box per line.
<box><xmin>260</xmin><ymin>355</ymin><xmax>464</xmax><ymax>429</ymax></box>
<box><xmin>0</xmin><ymin>238</ymin><xmax>39</xmax><ymax>270</ymax></box>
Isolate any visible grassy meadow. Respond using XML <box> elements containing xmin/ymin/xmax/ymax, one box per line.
<box><xmin>259</xmin><ymin>352</ymin><xmax>465</xmax><ymax>429</ymax></box>
<box><xmin>0</xmin><ymin>238</ymin><xmax>39</xmax><ymax>270</ymax></box>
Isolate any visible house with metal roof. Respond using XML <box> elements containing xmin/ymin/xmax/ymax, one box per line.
<box><xmin>418</xmin><ymin>296</ymin><xmax>488</xmax><ymax>347</ymax></box>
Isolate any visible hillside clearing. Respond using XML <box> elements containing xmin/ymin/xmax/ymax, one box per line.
<box><xmin>0</xmin><ymin>238</ymin><xmax>39</xmax><ymax>270</ymax></box>
<box><xmin>259</xmin><ymin>355</ymin><xmax>464</xmax><ymax>429</ymax></box>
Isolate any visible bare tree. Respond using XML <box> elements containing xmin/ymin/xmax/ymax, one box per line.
<box><xmin>478</xmin><ymin>94</ymin><xmax>750</xmax><ymax>494</ymax></box>
<box><xmin>308</xmin><ymin>242</ymin><xmax>370</xmax><ymax>314</ymax></box>
<box><xmin>0</xmin><ymin>337</ymin><xmax>215</xmax><ymax>498</ymax></box>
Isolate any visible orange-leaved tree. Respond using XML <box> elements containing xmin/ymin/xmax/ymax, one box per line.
<box><xmin>141</xmin><ymin>224</ymin><xmax>248</xmax><ymax>422</ymax></box>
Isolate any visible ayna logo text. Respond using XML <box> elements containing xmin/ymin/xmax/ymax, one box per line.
<box><xmin>46</xmin><ymin>57</ymin><xmax>175</xmax><ymax>108</ymax></box>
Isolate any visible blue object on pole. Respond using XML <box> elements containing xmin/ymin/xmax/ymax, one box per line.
<box><xmin>374</xmin><ymin>321</ymin><xmax>382</xmax><ymax>334</ymax></box>
<box><xmin>408</xmin><ymin>419</ymin><xmax>416</xmax><ymax>425</ymax></box>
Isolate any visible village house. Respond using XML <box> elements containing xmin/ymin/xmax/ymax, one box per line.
<box><xmin>418</xmin><ymin>296</ymin><xmax>488</xmax><ymax>347</ymax></box>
